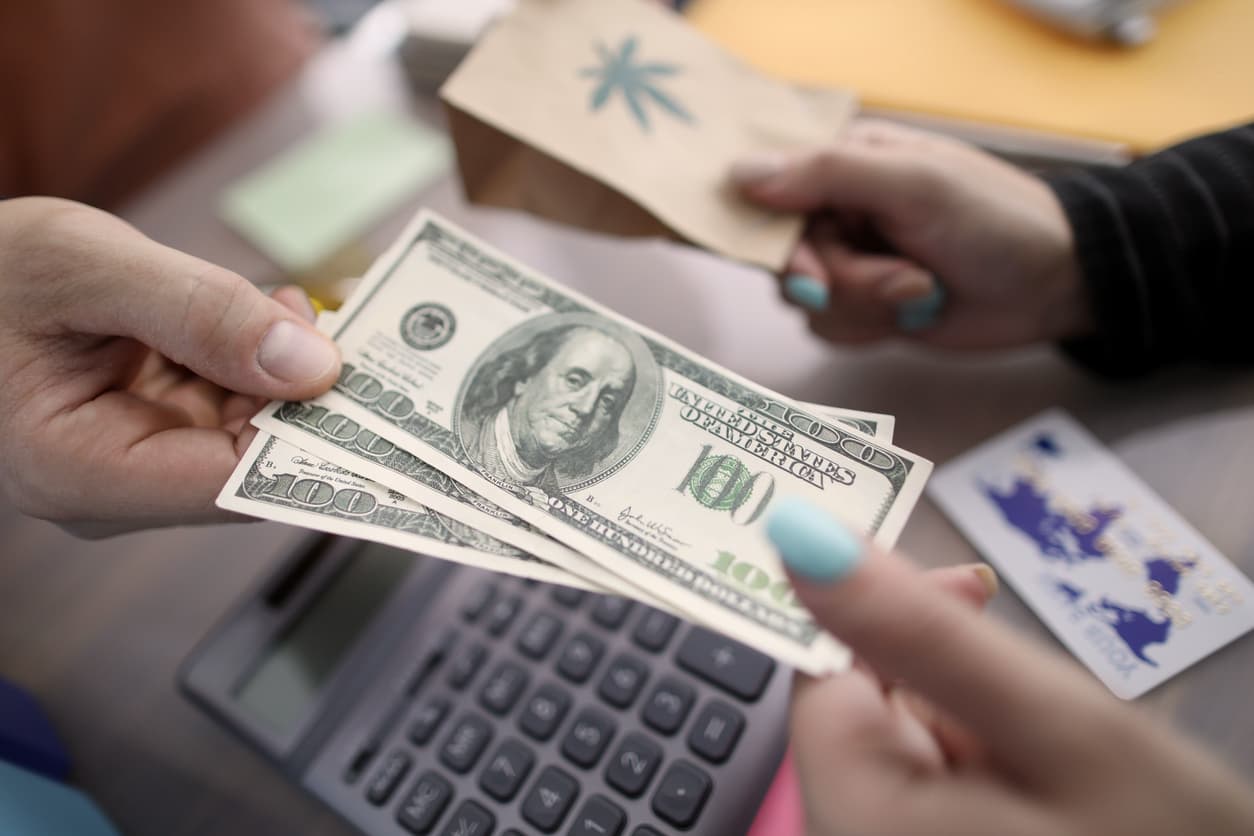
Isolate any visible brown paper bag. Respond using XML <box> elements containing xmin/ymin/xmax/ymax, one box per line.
<box><xmin>441</xmin><ymin>0</ymin><xmax>855</xmax><ymax>271</ymax></box>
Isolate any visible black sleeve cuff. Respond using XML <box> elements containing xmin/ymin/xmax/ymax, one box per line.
<box><xmin>1048</xmin><ymin>172</ymin><xmax>1164</xmax><ymax>378</ymax></box>
<box><xmin>1044</xmin><ymin>122</ymin><xmax>1254</xmax><ymax>378</ymax></box>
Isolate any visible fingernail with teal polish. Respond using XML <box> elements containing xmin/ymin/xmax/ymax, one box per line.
<box><xmin>766</xmin><ymin>497</ymin><xmax>864</xmax><ymax>582</ymax></box>
<box><xmin>896</xmin><ymin>280</ymin><xmax>946</xmax><ymax>332</ymax></box>
<box><xmin>784</xmin><ymin>274</ymin><xmax>829</xmax><ymax>312</ymax></box>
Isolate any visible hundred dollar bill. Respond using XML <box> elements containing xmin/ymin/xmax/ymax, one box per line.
<box><xmin>219</xmin><ymin>431</ymin><xmax>597</xmax><ymax>588</ymax></box>
<box><xmin>260</xmin><ymin>210</ymin><xmax>931</xmax><ymax>673</ymax></box>
<box><xmin>318</xmin><ymin>297</ymin><xmax>892</xmax><ymax>441</ymax></box>
<box><xmin>252</xmin><ymin>400</ymin><xmax>671</xmax><ymax>602</ymax></box>
<box><xmin>257</xmin><ymin>390</ymin><xmax>889</xmax><ymax>565</ymax></box>
<box><xmin>253</xmin><ymin>397</ymin><xmax>866</xmax><ymax>621</ymax></box>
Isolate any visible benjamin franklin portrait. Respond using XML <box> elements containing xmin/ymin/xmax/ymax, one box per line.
<box><xmin>456</xmin><ymin>313</ymin><xmax>661</xmax><ymax>493</ymax></box>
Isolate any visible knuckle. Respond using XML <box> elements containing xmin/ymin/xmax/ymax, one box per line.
<box><xmin>5</xmin><ymin>198</ymin><xmax>123</xmax><ymax>265</ymax></box>
<box><xmin>177</xmin><ymin>264</ymin><xmax>262</xmax><ymax>368</ymax></box>
<box><xmin>1</xmin><ymin>200</ymin><xmax>91</xmax><ymax>283</ymax></box>
<box><xmin>892</xmin><ymin>157</ymin><xmax>952</xmax><ymax>216</ymax></box>
<box><xmin>0</xmin><ymin>198</ymin><xmax>139</xmax><ymax>324</ymax></box>
<box><xmin>8</xmin><ymin>197</ymin><xmax>96</xmax><ymax>240</ymax></box>
<box><xmin>810</xmin><ymin>147</ymin><xmax>848</xmax><ymax>181</ymax></box>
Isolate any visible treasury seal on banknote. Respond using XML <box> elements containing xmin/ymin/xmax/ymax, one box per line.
<box><xmin>455</xmin><ymin>312</ymin><xmax>662</xmax><ymax>493</ymax></box>
<box><xmin>400</xmin><ymin>302</ymin><xmax>456</xmax><ymax>350</ymax></box>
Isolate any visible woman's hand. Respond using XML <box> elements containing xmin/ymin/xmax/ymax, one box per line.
<box><xmin>733</xmin><ymin>120</ymin><xmax>1093</xmax><ymax>349</ymax></box>
<box><xmin>767</xmin><ymin>498</ymin><xmax>1254</xmax><ymax>836</ymax></box>
<box><xmin>0</xmin><ymin>197</ymin><xmax>341</xmax><ymax>536</ymax></box>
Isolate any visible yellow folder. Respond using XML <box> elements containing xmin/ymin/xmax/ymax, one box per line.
<box><xmin>687</xmin><ymin>0</ymin><xmax>1254</xmax><ymax>154</ymax></box>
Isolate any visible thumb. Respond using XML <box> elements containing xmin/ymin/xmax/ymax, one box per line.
<box><xmin>730</xmin><ymin>142</ymin><xmax>930</xmax><ymax>217</ymax></box>
<box><xmin>58</xmin><ymin>207</ymin><xmax>341</xmax><ymax>399</ymax></box>
<box><xmin>766</xmin><ymin>496</ymin><xmax>1116</xmax><ymax>781</ymax></box>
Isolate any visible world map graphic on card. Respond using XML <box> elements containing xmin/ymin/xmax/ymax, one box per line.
<box><xmin>930</xmin><ymin>410</ymin><xmax>1254</xmax><ymax>699</ymax></box>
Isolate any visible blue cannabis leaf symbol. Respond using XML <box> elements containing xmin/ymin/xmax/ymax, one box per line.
<box><xmin>579</xmin><ymin>35</ymin><xmax>693</xmax><ymax>132</ymax></box>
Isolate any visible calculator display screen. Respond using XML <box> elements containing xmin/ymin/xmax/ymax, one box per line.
<box><xmin>235</xmin><ymin>543</ymin><xmax>412</xmax><ymax>736</ymax></box>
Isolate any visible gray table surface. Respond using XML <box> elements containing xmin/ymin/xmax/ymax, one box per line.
<box><xmin>4</xmin><ymin>16</ymin><xmax>1254</xmax><ymax>835</ymax></box>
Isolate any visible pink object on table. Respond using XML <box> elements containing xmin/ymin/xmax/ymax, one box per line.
<box><xmin>747</xmin><ymin>748</ymin><xmax>805</xmax><ymax>836</ymax></box>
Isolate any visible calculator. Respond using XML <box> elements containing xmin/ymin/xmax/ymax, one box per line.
<box><xmin>180</xmin><ymin>534</ymin><xmax>790</xmax><ymax>836</ymax></box>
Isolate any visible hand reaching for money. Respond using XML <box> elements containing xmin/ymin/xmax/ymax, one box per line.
<box><xmin>732</xmin><ymin>119</ymin><xmax>1094</xmax><ymax>349</ymax></box>
<box><xmin>767</xmin><ymin>499</ymin><xmax>1254</xmax><ymax>836</ymax></box>
<box><xmin>0</xmin><ymin>197</ymin><xmax>341</xmax><ymax>537</ymax></box>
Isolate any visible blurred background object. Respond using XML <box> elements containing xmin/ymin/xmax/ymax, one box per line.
<box><xmin>306</xmin><ymin>0</ymin><xmax>390</xmax><ymax>34</ymax></box>
<box><xmin>1003</xmin><ymin>0</ymin><xmax>1178</xmax><ymax>46</ymax></box>
<box><xmin>399</xmin><ymin>0</ymin><xmax>515</xmax><ymax>94</ymax></box>
<box><xmin>219</xmin><ymin>111</ymin><xmax>449</xmax><ymax>276</ymax></box>
<box><xmin>0</xmin><ymin>760</ymin><xmax>122</xmax><ymax>836</ymax></box>
<box><xmin>0</xmin><ymin>678</ymin><xmax>122</xmax><ymax>836</ymax></box>
<box><xmin>686</xmin><ymin>0</ymin><xmax>1254</xmax><ymax>156</ymax></box>
<box><xmin>0</xmin><ymin>0</ymin><xmax>320</xmax><ymax>209</ymax></box>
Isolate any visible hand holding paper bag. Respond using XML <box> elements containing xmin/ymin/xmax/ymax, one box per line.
<box><xmin>441</xmin><ymin>0</ymin><xmax>853</xmax><ymax>270</ymax></box>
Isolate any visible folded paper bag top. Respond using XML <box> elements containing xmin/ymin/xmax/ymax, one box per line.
<box><xmin>440</xmin><ymin>0</ymin><xmax>854</xmax><ymax>272</ymax></box>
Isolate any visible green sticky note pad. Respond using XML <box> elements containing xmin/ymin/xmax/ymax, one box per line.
<box><xmin>221</xmin><ymin>112</ymin><xmax>450</xmax><ymax>273</ymax></box>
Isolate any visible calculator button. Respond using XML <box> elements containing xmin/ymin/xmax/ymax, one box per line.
<box><xmin>487</xmin><ymin>594</ymin><xmax>524</xmax><ymax>636</ymax></box>
<box><xmin>479</xmin><ymin>738</ymin><xmax>535</xmax><ymax>802</ymax></box>
<box><xmin>651</xmin><ymin>760</ymin><xmax>711</xmax><ymax>829</ymax></box>
<box><xmin>518</xmin><ymin>682</ymin><xmax>572</xmax><ymax>741</ymax></box>
<box><xmin>397</xmin><ymin>771</ymin><xmax>452</xmax><ymax>834</ymax></box>
<box><xmin>440</xmin><ymin>714</ymin><xmax>493</xmax><ymax>774</ymax></box>
<box><xmin>604</xmin><ymin>732</ymin><xmax>662</xmax><ymax>798</ymax></box>
<box><xmin>568</xmin><ymin>795</ymin><xmax>626</xmax><ymax>836</ymax></box>
<box><xmin>561</xmin><ymin>707</ymin><xmax>616</xmax><ymax>768</ymax></box>
<box><xmin>438</xmin><ymin>800</ymin><xmax>494</xmax><ymax>836</ymax></box>
<box><xmin>365</xmin><ymin>750</ymin><xmax>411</xmax><ymax>806</ymax></box>
<box><xmin>641</xmin><ymin>676</ymin><xmax>695</xmax><ymax>736</ymax></box>
<box><xmin>522</xmin><ymin>765</ymin><xmax>580</xmax><ymax>833</ymax></box>
<box><xmin>557</xmin><ymin>632</ymin><xmax>605</xmax><ymax>684</ymax></box>
<box><xmin>687</xmin><ymin>699</ymin><xmax>745</xmax><ymax>764</ymax></box>
<box><xmin>461</xmin><ymin>582</ymin><xmax>497</xmax><ymax>623</ymax></box>
<box><xmin>406</xmin><ymin>628</ymin><xmax>459</xmax><ymax>691</ymax></box>
<box><xmin>591</xmin><ymin>596</ymin><xmax>634</xmax><ymax>630</ymax></box>
<box><xmin>480</xmin><ymin>661</ymin><xmax>530</xmax><ymax>715</ymax></box>
<box><xmin>448</xmin><ymin>642</ymin><xmax>488</xmax><ymax>690</ymax></box>
<box><xmin>502</xmin><ymin>831</ymin><xmax>526</xmax><ymax>836</ymax></box>
<box><xmin>408</xmin><ymin>696</ymin><xmax>451</xmax><ymax>745</ymax></box>
<box><xmin>517</xmin><ymin>611</ymin><xmax>564</xmax><ymax>660</ymax></box>
<box><xmin>630</xmin><ymin>828</ymin><xmax>663</xmax><ymax>836</ymax></box>
<box><xmin>675</xmin><ymin>627</ymin><xmax>775</xmax><ymax>702</ymax></box>
<box><xmin>550</xmin><ymin>586</ymin><xmax>587</xmax><ymax>608</ymax></box>
<box><xmin>597</xmin><ymin>653</ymin><xmax>648</xmax><ymax>709</ymax></box>
<box><xmin>632</xmin><ymin>608</ymin><xmax>679</xmax><ymax>653</ymax></box>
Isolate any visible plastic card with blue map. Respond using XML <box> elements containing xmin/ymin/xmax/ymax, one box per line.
<box><xmin>929</xmin><ymin>409</ymin><xmax>1254</xmax><ymax>699</ymax></box>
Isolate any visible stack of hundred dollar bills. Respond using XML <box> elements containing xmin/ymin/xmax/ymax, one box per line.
<box><xmin>218</xmin><ymin>210</ymin><xmax>931</xmax><ymax>674</ymax></box>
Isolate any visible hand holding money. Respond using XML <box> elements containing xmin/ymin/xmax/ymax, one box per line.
<box><xmin>0</xmin><ymin>196</ymin><xmax>340</xmax><ymax>538</ymax></box>
<box><xmin>220</xmin><ymin>209</ymin><xmax>931</xmax><ymax>674</ymax></box>
<box><xmin>441</xmin><ymin>0</ymin><xmax>855</xmax><ymax>270</ymax></box>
